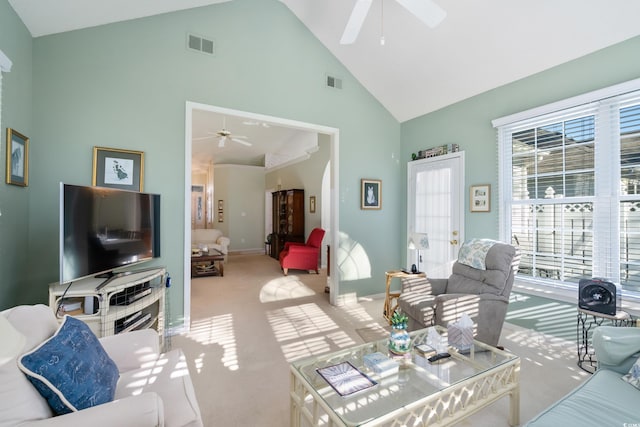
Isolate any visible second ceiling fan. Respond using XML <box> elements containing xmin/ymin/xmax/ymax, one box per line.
<box><xmin>194</xmin><ymin>117</ymin><xmax>253</xmax><ymax>148</ymax></box>
<box><xmin>340</xmin><ymin>0</ymin><xmax>446</xmax><ymax>45</ymax></box>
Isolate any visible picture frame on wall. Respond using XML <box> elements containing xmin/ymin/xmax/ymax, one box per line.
<box><xmin>5</xmin><ymin>128</ymin><xmax>29</xmax><ymax>187</ymax></box>
<box><xmin>470</xmin><ymin>184</ymin><xmax>491</xmax><ymax>212</ymax></box>
<box><xmin>310</xmin><ymin>196</ymin><xmax>316</xmax><ymax>213</ymax></box>
<box><xmin>92</xmin><ymin>146</ymin><xmax>144</xmax><ymax>191</ymax></box>
<box><xmin>361</xmin><ymin>179</ymin><xmax>382</xmax><ymax>210</ymax></box>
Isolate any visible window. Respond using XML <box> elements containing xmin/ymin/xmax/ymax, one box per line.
<box><xmin>494</xmin><ymin>79</ymin><xmax>640</xmax><ymax>294</ymax></box>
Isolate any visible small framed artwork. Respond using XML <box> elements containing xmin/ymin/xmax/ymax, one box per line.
<box><xmin>470</xmin><ymin>184</ymin><xmax>491</xmax><ymax>212</ymax></box>
<box><xmin>92</xmin><ymin>146</ymin><xmax>144</xmax><ymax>191</ymax></box>
<box><xmin>217</xmin><ymin>211</ymin><xmax>224</xmax><ymax>223</ymax></box>
<box><xmin>361</xmin><ymin>179</ymin><xmax>382</xmax><ymax>210</ymax></box>
<box><xmin>218</xmin><ymin>200</ymin><xmax>224</xmax><ymax>211</ymax></box>
<box><xmin>5</xmin><ymin>128</ymin><xmax>29</xmax><ymax>187</ymax></box>
<box><xmin>310</xmin><ymin>196</ymin><xmax>316</xmax><ymax>213</ymax></box>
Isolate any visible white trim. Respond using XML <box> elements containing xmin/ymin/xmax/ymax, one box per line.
<box><xmin>184</xmin><ymin>101</ymin><xmax>341</xmax><ymax>327</ymax></box>
<box><xmin>492</xmin><ymin>77</ymin><xmax>640</xmax><ymax>128</ymax></box>
<box><xmin>0</xmin><ymin>50</ymin><xmax>12</xmax><ymax>72</ymax></box>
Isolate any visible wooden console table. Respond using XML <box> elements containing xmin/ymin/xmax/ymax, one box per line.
<box><xmin>191</xmin><ymin>250</ymin><xmax>225</xmax><ymax>278</ymax></box>
<box><xmin>383</xmin><ymin>270</ymin><xmax>426</xmax><ymax>324</ymax></box>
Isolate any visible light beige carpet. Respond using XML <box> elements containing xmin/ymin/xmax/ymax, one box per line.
<box><xmin>172</xmin><ymin>254</ymin><xmax>589</xmax><ymax>427</ymax></box>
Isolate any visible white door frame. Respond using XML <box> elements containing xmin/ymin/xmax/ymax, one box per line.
<box><xmin>407</xmin><ymin>152</ymin><xmax>465</xmax><ymax>277</ymax></box>
<box><xmin>183</xmin><ymin>102</ymin><xmax>340</xmax><ymax>331</ymax></box>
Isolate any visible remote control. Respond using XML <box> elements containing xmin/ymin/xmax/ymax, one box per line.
<box><xmin>427</xmin><ymin>352</ymin><xmax>451</xmax><ymax>363</ymax></box>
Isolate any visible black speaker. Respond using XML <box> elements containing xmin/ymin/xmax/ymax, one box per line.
<box><xmin>578</xmin><ymin>278</ymin><xmax>620</xmax><ymax>316</ymax></box>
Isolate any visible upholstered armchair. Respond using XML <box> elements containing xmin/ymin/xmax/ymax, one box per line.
<box><xmin>279</xmin><ymin>228</ymin><xmax>325</xmax><ymax>275</ymax></box>
<box><xmin>397</xmin><ymin>239</ymin><xmax>519</xmax><ymax>347</ymax></box>
<box><xmin>0</xmin><ymin>304</ymin><xmax>203</xmax><ymax>427</ymax></box>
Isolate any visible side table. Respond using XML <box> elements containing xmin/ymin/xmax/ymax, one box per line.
<box><xmin>576</xmin><ymin>308</ymin><xmax>634</xmax><ymax>373</ymax></box>
<box><xmin>383</xmin><ymin>270</ymin><xmax>426</xmax><ymax>324</ymax></box>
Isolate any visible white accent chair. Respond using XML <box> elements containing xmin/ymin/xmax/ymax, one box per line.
<box><xmin>0</xmin><ymin>304</ymin><xmax>203</xmax><ymax>427</ymax></box>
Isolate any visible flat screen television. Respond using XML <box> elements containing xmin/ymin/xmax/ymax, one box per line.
<box><xmin>59</xmin><ymin>183</ymin><xmax>161</xmax><ymax>285</ymax></box>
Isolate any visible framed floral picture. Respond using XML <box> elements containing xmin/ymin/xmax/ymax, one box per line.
<box><xmin>361</xmin><ymin>179</ymin><xmax>382</xmax><ymax>210</ymax></box>
<box><xmin>92</xmin><ymin>146</ymin><xmax>144</xmax><ymax>191</ymax></box>
<box><xmin>5</xmin><ymin>128</ymin><xmax>29</xmax><ymax>187</ymax></box>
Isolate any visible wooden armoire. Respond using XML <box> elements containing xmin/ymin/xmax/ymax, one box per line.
<box><xmin>270</xmin><ymin>189</ymin><xmax>304</xmax><ymax>259</ymax></box>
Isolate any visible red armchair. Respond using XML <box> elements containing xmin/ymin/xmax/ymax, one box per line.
<box><xmin>279</xmin><ymin>228</ymin><xmax>326</xmax><ymax>275</ymax></box>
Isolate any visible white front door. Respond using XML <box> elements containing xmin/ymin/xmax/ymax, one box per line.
<box><xmin>407</xmin><ymin>152</ymin><xmax>465</xmax><ymax>278</ymax></box>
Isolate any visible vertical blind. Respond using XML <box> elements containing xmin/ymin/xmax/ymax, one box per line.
<box><xmin>495</xmin><ymin>85</ymin><xmax>640</xmax><ymax>293</ymax></box>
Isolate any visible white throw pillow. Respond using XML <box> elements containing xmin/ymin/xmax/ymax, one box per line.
<box><xmin>0</xmin><ymin>313</ymin><xmax>53</xmax><ymax>426</ymax></box>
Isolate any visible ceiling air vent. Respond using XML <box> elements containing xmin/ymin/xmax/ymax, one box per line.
<box><xmin>326</xmin><ymin>75</ymin><xmax>343</xmax><ymax>90</ymax></box>
<box><xmin>187</xmin><ymin>33</ymin><xmax>215</xmax><ymax>56</ymax></box>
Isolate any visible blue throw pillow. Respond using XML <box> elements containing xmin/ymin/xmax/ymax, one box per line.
<box><xmin>17</xmin><ymin>315</ymin><xmax>119</xmax><ymax>415</ymax></box>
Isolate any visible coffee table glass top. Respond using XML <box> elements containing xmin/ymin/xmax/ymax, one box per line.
<box><xmin>290</xmin><ymin>326</ymin><xmax>519</xmax><ymax>426</ymax></box>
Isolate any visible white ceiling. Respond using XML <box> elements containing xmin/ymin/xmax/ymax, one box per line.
<box><xmin>9</xmin><ymin>0</ymin><xmax>640</xmax><ymax>165</ymax></box>
<box><xmin>191</xmin><ymin>110</ymin><xmax>318</xmax><ymax>172</ymax></box>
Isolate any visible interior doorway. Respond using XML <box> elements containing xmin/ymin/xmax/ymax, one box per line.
<box><xmin>183</xmin><ymin>102</ymin><xmax>340</xmax><ymax>329</ymax></box>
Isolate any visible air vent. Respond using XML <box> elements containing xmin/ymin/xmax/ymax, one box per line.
<box><xmin>187</xmin><ymin>33</ymin><xmax>215</xmax><ymax>56</ymax></box>
<box><xmin>326</xmin><ymin>75</ymin><xmax>343</xmax><ymax>89</ymax></box>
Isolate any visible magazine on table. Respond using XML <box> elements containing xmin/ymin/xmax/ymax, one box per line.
<box><xmin>316</xmin><ymin>361</ymin><xmax>377</xmax><ymax>397</ymax></box>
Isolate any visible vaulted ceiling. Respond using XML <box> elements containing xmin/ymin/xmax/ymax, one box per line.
<box><xmin>9</xmin><ymin>0</ymin><xmax>640</xmax><ymax>167</ymax></box>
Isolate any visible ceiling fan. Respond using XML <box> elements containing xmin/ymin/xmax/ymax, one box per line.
<box><xmin>340</xmin><ymin>0</ymin><xmax>446</xmax><ymax>45</ymax></box>
<box><xmin>193</xmin><ymin>117</ymin><xmax>252</xmax><ymax>148</ymax></box>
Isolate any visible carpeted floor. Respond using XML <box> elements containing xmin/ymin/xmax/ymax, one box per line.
<box><xmin>507</xmin><ymin>292</ymin><xmax>577</xmax><ymax>342</ymax></box>
<box><xmin>172</xmin><ymin>254</ymin><xmax>589</xmax><ymax>426</ymax></box>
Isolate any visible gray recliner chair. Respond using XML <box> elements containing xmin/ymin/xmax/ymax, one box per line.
<box><xmin>397</xmin><ymin>239</ymin><xmax>519</xmax><ymax>347</ymax></box>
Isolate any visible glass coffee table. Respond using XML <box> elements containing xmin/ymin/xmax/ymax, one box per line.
<box><xmin>290</xmin><ymin>326</ymin><xmax>520</xmax><ymax>427</ymax></box>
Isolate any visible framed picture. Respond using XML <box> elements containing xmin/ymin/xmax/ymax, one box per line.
<box><xmin>310</xmin><ymin>196</ymin><xmax>316</xmax><ymax>213</ymax></box>
<box><xmin>5</xmin><ymin>128</ymin><xmax>29</xmax><ymax>187</ymax></box>
<box><xmin>92</xmin><ymin>146</ymin><xmax>144</xmax><ymax>191</ymax></box>
<box><xmin>470</xmin><ymin>184</ymin><xmax>491</xmax><ymax>212</ymax></box>
<box><xmin>217</xmin><ymin>211</ymin><xmax>224</xmax><ymax>223</ymax></box>
<box><xmin>361</xmin><ymin>179</ymin><xmax>382</xmax><ymax>210</ymax></box>
<box><xmin>218</xmin><ymin>200</ymin><xmax>224</xmax><ymax>211</ymax></box>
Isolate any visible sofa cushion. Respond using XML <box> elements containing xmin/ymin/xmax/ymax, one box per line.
<box><xmin>622</xmin><ymin>356</ymin><xmax>640</xmax><ymax>390</ymax></box>
<box><xmin>525</xmin><ymin>369</ymin><xmax>640</xmax><ymax>426</ymax></box>
<box><xmin>18</xmin><ymin>316</ymin><xmax>120</xmax><ymax>415</ymax></box>
<box><xmin>115</xmin><ymin>348</ymin><xmax>202</xmax><ymax>427</ymax></box>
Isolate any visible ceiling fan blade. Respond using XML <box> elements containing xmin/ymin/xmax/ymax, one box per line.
<box><xmin>395</xmin><ymin>0</ymin><xmax>446</xmax><ymax>29</ymax></box>
<box><xmin>340</xmin><ymin>0</ymin><xmax>373</xmax><ymax>45</ymax></box>
<box><xmin>232</xmin><ymin>138</ymin><xmax>252</xmax><ymax>147</ymax></box>
<box><xmin>192</xmin><ymin>135</ymin><xmax>216</xmax><ymax>141</ymax></box>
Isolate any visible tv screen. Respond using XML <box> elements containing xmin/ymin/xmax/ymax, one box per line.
<box><xmin>60</xmin><ymin>183</ymin><xmax>161</xmax><ymax>284</ymax></box>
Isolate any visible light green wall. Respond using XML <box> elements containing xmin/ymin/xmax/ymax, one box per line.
<box><xmin>401</xmin><ymin>36</ymin><xmax>640</xmax><ymax>252</ymax></box>
<box><xmin>6</xmin><ymin>0</ymin><xmax>637</xmax><ymax>317</ymax></box>
<box><xmin>19</xmin><ymin>0</ymin><xmax>401</xmax><ymax>323</ymax></box>
<box><xmin>214</xmin><ymin>165</ymin><xmax>265</xmax><ymax>250</ymax></box>
<box><xmin>0</xmin><ymin>0</ymin><xmax>33</xmax><ymax>309</ymax></box>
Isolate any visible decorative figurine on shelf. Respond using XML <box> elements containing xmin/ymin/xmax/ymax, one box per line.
<box><xmin>389</xmin><ymin>310</ymin><xmax>411</xmax><ymax>356</ymax></box>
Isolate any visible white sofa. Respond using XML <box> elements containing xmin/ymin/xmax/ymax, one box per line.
<box><xmin>0</xmin><ymin>304</ymin><xmax>203</xmax><ymax>427</ymax></box>
<box><xmin>191</xmin><ymin>228</ymin><xmax>230</xmax><ymax>261</ymax></box>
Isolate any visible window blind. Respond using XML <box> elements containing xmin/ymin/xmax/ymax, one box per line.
<box><xmin>496</xmin><ymin>83</ymin><xmax>640</xmax><ymax>294</ymax></box>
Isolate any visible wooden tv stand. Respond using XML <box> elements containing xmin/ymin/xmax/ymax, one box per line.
<box><xmin>48</xmin><ymin>267</ymin><xmax>166</xmax><ymax>346</ymax></box>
